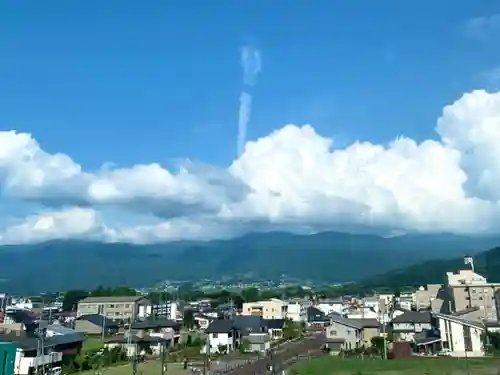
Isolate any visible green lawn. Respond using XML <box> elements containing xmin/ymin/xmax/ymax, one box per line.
<box><xmin>292</xmin><ymin>357</ymin><xmax>500</xmax><ymax>375</ymax></box>
<box><xmin>79</xmin><ymin>360</ymin><xmax>184</xmax><ymax>375</ymax></box>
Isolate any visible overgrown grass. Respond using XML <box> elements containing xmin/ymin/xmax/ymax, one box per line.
<box><xmin>292</xmin><ymin>357</ymin><xmax>500</xmax><ymax>375</ymax></box>
<box><xmin>83</xmin><ymin>337</ymin><xmax>105</xmax><ymax>352</ymax></box>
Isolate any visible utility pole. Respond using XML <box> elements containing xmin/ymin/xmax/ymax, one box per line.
<box><xmin>101</xmin><ymin>315</ymin><xmax>106</xmax><ymax>341</ymax></box>
<box><xmin>380</xmin><ymin>306</ymin><xmax>387</xmax><ymax>360</ymax></box>
<box><xmin>129</xmin><ymin>304</ymin><xmax>135</xmax><ymax>375</ymax></box>
<box><xmin>160</xmin><ymin>341</ymin><xmax>167</xmax><ymax>375</ymax></box>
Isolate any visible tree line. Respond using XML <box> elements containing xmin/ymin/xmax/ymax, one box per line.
<box><xmin>55</xmin><ymin>282</ymin><xmax>405</xmax><ymax>313</ymax></box>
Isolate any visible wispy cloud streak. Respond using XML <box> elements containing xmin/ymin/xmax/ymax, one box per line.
<box><xmin>237</xmin><ymin>45</ymin><xmax>261</xmax><ymax>156</ymax></box>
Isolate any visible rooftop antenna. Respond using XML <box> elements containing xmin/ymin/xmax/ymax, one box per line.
<box><xmin>464</xmin><ymin>255</ymin><xmax>475</xmax><ymax>273</ymax></box>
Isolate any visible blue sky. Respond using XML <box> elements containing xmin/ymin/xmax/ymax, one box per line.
<box><xmin>1</xmin><ymin>0</ymin><xmax>498</xmax><ymax>166</ymax></box>
<box><xmin>1</xmin><ymin>1</ymin><xmax>500</xmax><ymax>244</ymax></box>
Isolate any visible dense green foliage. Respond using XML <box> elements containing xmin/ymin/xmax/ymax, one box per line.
<box><xmin>1</xmin><ymin>232</ymin><xmax>497</xmax><ymax>294</ymax></box>
<box><xmin>359</xmin><ymin>246</ymin><xmax>500</xmax><ymax>289</ymax></box>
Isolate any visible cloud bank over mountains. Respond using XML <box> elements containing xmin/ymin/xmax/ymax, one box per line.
<box><xmin>2</xmin><ymin>89</ymin><xmax>500</xmax><ymax>244</ymax></box>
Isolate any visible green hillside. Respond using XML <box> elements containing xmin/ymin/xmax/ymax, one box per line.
<box><xmin>360</xmin><ymin>246</ymin><xmax>500</xmax><ymax>289</ymax></box>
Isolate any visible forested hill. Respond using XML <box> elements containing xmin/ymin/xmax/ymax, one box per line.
<box><xmin>359</xmin><ymin>246</ymin><xmax>500</xmax><ymax>289</ymax></box>
<box><xmin>0</xmin><ymin>232</ymin><xmax>499</xmax><ymax>294</ymax></box>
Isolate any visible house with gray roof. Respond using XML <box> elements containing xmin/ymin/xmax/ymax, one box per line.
<box><xmin>391</xmin><ymin>311</ymin><xmax>433</xmax><ymax>342</ymax></box>
<box><xmin>326</xmin><ymin>316</ymin><xmax>380</xmax><ymax>351</ymax></box>
<box><xmin>74</xmin><ymin>314</ymin><xmax>119</xmax><ymax>335</ymax></box>
<box><xmin>242</xmin><ymin>333</ymin><xmax>271</xmax><ymax>353</ymax></box>
<box><xmin>202</xmin><ymin>319</ymin><xmax>240</xmax><ymax>355</ymax></box>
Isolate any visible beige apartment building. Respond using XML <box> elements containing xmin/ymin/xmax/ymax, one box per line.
<box><xmin>242</xmin><ymin>298</ymin><xmax>287</xmax><ymax>319</ymax></box>
<box><xmin>77</xmin><ymin>296</ymin><xmax>150</xmax><ymax>321</ymax></box>
<box><xmin>445</xmin><ymin>270</ymin><xmax>500</xmax><ymax>317</ymax></box>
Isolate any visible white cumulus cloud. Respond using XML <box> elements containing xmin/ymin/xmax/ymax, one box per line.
<box><xmin>3</xmin><ymin>89</ymin><xmax>500</xmax><ymax>244</ymax></box>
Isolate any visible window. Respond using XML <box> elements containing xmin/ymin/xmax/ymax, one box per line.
<box><xmin>330</xmin><ymin>330</ymin><xmax>337</xmax><ymax>336</ymax></box>
<box><xmin>212</xmin><ymin>333</ymin><xmax>218</xmax><ymax>339</ymax></box>
<box><xmin>108</xmin><ymin>304</ymin><xmax>115</xmax><ymax>308</ymax></box>
<box><xmin>125</xmin><ymin>304</ymin><xmax>130</xmax><ymax>308</ymax></box>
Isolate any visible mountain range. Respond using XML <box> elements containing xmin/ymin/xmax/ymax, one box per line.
<box><xmin>361</xmin><ymin>245</ymin><xmax>500</xmax><ymax>288</ymax></box>
<box><xmin>1</xmin><ymin>231</ymin><xmax>499</xmax><ymax>294</ymax></box>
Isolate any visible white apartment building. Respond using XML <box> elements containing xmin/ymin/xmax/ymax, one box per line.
<box><xmin>138</xmin><ymin>301</ymin><xmax>179</xmax><ymax>320</ymax></box>
<box><xmin>434</xmin><ymin>313</ymin><xmax>485</xmax><ymax>357</ymax></box>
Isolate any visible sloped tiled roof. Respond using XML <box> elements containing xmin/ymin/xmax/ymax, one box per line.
<box><xmin>132</xmin><ymin>319</ymin><xmax>179</xmax><ymax>330</ymax></box>
<box><xmin>206</xmin><ymin>319</ymin><xmax>235</xmax><ymax>333</ymax></box>
<box><xmin>392</xmin><ymin>311</ymin><xmax>431</xmax><ymax>324</ymax></box>
<box><xmin>233</xmin><ymin>316</ymin><xmax>265</xmax><ymax>334</ymax></box>
<box><xmin>263</xmin><ymin>318</ymin><xmax>285</xmax><ymax>330</ymax></box>
<box><xmin>77</xmin><ymin>314</ymin><xmax>118</xmax><ymax>328</ymax></box>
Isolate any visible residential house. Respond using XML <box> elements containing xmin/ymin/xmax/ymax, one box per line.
<box><xmin>263</xmin><ymin>319</ymin><xmax>285</xmax><ymax>340</ymax></box>
<box><xmin>413</xmin><ymin>330</ymin><xmax>442</xmax><ymax>355</ymax></box>
<box><xmin>1</xmin><ymin>309</ymin><xmax>38</xmax><ymax>332</ymax></box>
<box><xmin>306</xmin><ymin>307</ymin><xmax>329</xmax><ymax>330</ymax></box>
<box><xmin>327</xmin><ymin>316</ymin><xmax>380</xmax><ymax>349</ymax></box>
<box><xmin>391</xmin><ymin>311</ymin><xmax>433</xmax><ymax>342</ymax></box>
<box><xmin>194</xmin><ymin>314</ymin><xmax>214</xmax><ymax>330</ymax></box>
<box><xmin>344</xmin><ymin>306</ymin><xmax>378</xmax><ymax>320</ymax></box>
<box><xmin>104</xmin><ymin>332</ymin><xmax>167</xmax><ymax>357</ymax></box>
<box><xmin>74</xmin><ymin>314</ymin><xmax>119</xmax><ymax>336</ymax></box>
<box><xmin>241</xmin><ymin>299</ymin><xmax>287</xmax><ymax>319</ymax></box>
<box><xmin>202</xmin><ymin>319</ymin><xmax>239</xmax><ymax>354</ymax></box>
<box><xmin>243</xmin><ymin>334</ymin><xmax>271</xmax><ymax>353</ymax></box>
<box><xmin>77</xmin><ymin>296</ymin><xmax>151</xmax><ymax>321</ymax></box>
<box><xmin>233</xmin><ymin>316</ymin><xmax>266</xmax><ymax>336</ymax></box>
<box><xmin>131</xmin><ymin>319</ymin><xmax>181</xmax><ymax>346</ymax></box>
<box><xmin>315</xmin><ymin>298</ymin><xmax>344</xmax><ymax>316</ymax></box>
<box><xmin>434</xmin><ymin>313</ymin><xmax>485</xmax><ymax>357</ymax></box>
<box><xmin>44</xmin><ymin>324</ymin><xmax>85</xmax><ymax>356</ymax></box>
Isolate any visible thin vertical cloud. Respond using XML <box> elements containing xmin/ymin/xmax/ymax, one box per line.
<box><xmin>238</xmin><ymin>92</ymin><xmax>252</xmax><ymax>156</ymax></box>
<box><xmin>237</xmin><ymin>45</ymin><xmax>262</xmax><ymax>156</ymax></box>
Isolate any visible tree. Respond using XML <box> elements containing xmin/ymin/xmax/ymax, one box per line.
<box><xmin>241</xmin><ymin>287</ymin><xmax>260</xmax><ymax>302</ymax></box>
<box><xmin>183</xmin><ymin>309</ymin><xmax>195</xmax><ymax>330</ymax></box>
<box><xmin>239</xmin><ymin>339</ymin><xmax>251</xmax><ymax>353</ymax></box>
<box><xmin>282</xmin><ymin>319</ymin><xmax>299</xmax><ymax>340</ymax></box>
<box><xmin>62</xmin><ymin>290</ymin><xmax>89</xmax><ymax>311</ymax></box>
<box><xmin>370</xmin><ymin>336</ymin><xmax>386</xmax><ymax>357</ymax></box>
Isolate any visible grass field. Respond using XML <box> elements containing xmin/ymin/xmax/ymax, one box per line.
<box><xmin>292</xmin><ymin>357</ymin><xmax>500</xmax><ymax>375</ymax></box>
<box><xmin>79</xmin><ymin>360</ymin><xmax>185</xmax><ymax>375</ymax></box>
